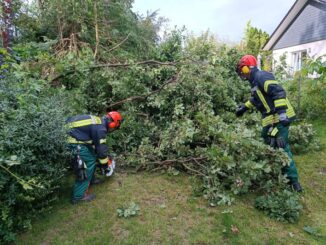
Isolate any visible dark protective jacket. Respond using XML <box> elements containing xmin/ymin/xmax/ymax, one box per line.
<box><xmin>66</xmin><ymin>115</ymin><xmax>109</xmax><ymax>164</ymax></box>
<box><xmin>244</xmin><ymin>68</ymin><xmax>295</xmax><ymax>127</ymax></box>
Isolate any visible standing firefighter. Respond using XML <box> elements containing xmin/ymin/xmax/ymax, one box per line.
<box><xmin>66</xmin><ymin>111</ymin><xmax>123</xmax><ymax>204</ymax></box>
<box><xmin>235</xmin><ymin>54</ymin><xmax>302</xmax><ymax>192</ymax></box>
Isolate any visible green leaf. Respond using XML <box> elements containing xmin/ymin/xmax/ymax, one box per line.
<box><xmin>4</xmin><ymin>158</ymin><xmax>21</xmax><ymax>166</ymax></box>
<box><xmin>117</xmin><ymin>202</ymin><xmax>140</xmax><ymax>218</ymax></box>
<box><xmin>303</xmin><ymin>226</ymin><xmax>319</xmax><ymax>236</ymax></box>
<box><xmin>20</xmin><ymin>181</ymin><xmax>33</xmax><ymax>191</ymax></box>
<box><xmin>10</xmin><ymin>155</ymin><xmax>18</xmax><ymax>161</ymax></box>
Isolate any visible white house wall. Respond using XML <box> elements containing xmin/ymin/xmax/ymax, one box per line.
<box><xmin>272</xmin><ymin>39</ymin><xmax>326</xmax><ymax>72</ymax></box>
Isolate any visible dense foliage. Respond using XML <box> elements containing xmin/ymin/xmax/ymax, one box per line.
<box><xmin>0</xmin><ymin>48</ymin><xmax>73</xmax><ymax>241</ymax></box>
<box><xmin>14</xmin><ymin>0</ymin><xmax>163</xmax><ymax>60</ymax></box>
<box><xmin>242</xmin><ymin>21</ymin><xmax>271</xmax><ymax>71</ymax></box>
<box><xmin>273</xmin><ymin>54</ymin><xmax>326</xmax><ymax>120</ymax></box>
<box><xmin>0</xmin><ymin>0</ymin><xmax>322</xmax><ymax>243</ymax></box>
<box><xmin>255</xmin><ymin>189</ymin><xmax>302</xmax><ymax>223</ymax></box>
<box><xmin>289</xmin><ymin>123</ymin><xmax>320</xmax><ymax>154</ymax></box>
<box><xmin>104</xmin><ymin>35</ymin><xmax>299</xmax><ymax>214</ymax></box>
<box><xmin>284</xmin><ymin>57</ymin><xmax>326</xmax><ymax>120</ymax></box>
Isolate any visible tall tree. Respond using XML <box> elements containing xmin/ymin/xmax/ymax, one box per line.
<box><xmin>243</xmin><ymin>21</ymin><xmax>269</xmax><ymax>56</ymax></box>
<box><xmin>29</xmin><ymin>0</ymin><xmax>163</xmax><ymax>60</ymax></box>
<box><xmin>242</xmin><ymin>21</ymin><xmax>271</xmax><ymax>70</ymax></box>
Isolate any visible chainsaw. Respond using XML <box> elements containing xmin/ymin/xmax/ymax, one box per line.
<box><xmin>98</xmin><ymin>156</ymin><xmax>116</xmax><ymax>177</ymax></box>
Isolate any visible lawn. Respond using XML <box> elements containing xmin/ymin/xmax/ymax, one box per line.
<box><xmin>17</xmin><ymin>121</ymin><xmax>326</xmax><ymax>245</ymax></box>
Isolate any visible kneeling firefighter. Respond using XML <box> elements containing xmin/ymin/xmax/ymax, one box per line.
<box><xmin>235</xmin><ymin>54</ymin><xmax>302</xmax><ymax>192</ymax></box>
<box><xmin>66</xmin><ymin>111</ymin><xmax>123</xmax><ymax>204</ymax></box>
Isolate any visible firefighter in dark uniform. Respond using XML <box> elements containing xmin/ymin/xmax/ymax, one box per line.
<box><xmin>66</xmin><ymin>111</ymin><xmax>123</xmax><ymax>204</ymax></box>
<box><xmin>235</xmin><ymin>55</ymin><xmax>302</xmax><ymax>192</ymax></box>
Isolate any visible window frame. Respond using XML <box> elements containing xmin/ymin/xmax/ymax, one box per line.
<box><xmin>291</xmin><ymin>49</ymin><xmax>307</xmax><ymax>72</ymax></box>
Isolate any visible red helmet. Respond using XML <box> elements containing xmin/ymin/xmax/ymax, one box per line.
<box><xmin>107</xmin><ymin>111</ymin><xmax>123</xmax><ymax>129</ymax></box>
<box><xmin>237</xmin><ymin>55</ymin><xmax>257</xmax><ymax>76</ymax></box>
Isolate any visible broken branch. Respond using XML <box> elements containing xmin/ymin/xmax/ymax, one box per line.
<box><xmin>107</xmin><ymin>73</ymin><xmax>179</xmax><ymax>108</ymax></box>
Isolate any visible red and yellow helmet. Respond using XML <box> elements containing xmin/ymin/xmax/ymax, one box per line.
<box><xmin>106</xmin><ymin>111</ymin><xmax>123</xmax><ymax>129</ymax></box>
<box><xmin>237</xmin><ymin>55</ymin><xmax>257</xmax><ymax>77</ymax></box>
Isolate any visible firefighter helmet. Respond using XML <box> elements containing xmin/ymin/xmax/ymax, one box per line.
<box><xmin>237</xmin><ymin>55</ymin><xmax>257</xmax><ymax>75</ymax></box>
<box><xmin>107</xmin><ymin>111</ymin><xmax>123</xmax><ymax>129</ymax></box>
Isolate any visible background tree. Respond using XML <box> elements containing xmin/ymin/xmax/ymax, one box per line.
<box><xmin>243</xmin><ymin>21</ymin><xmax>269</xmax><ymax>56</ymax></box>
<box><xmin>242</xmin><ymin>21</ymin><xmax>271</xmax><ymax>70</ymax></box>
<box><xmin>1</xmin><ymin>0</ymin><xmax>13</xmax><ymax>50</ymax></box>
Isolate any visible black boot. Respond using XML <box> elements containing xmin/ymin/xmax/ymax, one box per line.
<box><xmin>292</xmin><ymin>182</ymin><xmax>302</xmax><ymax>192</ymax></box>
<box><xmin>90</xmin><ymin>178</ymin><xmax>104</xmax><ymax>185</ymax></box>
<box><xmin>72</xmin><ymin>193</ymin><xmax>96</xmax><ymax>204</ymax></box>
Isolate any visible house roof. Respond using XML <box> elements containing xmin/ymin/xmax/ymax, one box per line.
<box><xmin>263</xmin><ymin>0</ymin><xmax>309</xmax><ymax>51</ymax></box>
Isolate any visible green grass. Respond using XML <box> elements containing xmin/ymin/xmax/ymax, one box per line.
<box><xmin>17</xmin><ymin>122</ymin><xmax>326</xmax><ymax>245</ymax></box>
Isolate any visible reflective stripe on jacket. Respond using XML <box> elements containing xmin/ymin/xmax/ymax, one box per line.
<box><xmin>66</xmin><ymin>115</ymin><xmax>109</xmax><ymax>164</ymax></box>
<box><xmin>245</xmin><ymin>69</ymin><xmax>295</xmax><ymax>127</ymax></box>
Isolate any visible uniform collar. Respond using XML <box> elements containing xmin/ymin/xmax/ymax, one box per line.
<box><xmin>249</xmin><ymin>67</ymin><xmax>259</xmax><ymax>85</ymax></box>
<box><xmin>102</xmin><ymin>116</ymin><xmax>109</xmax><ymax>131</ymax></box>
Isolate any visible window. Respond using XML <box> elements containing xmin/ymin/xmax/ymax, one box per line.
<box><xmin>291</xmin><ymin>50</ymin><xmax>307</xmax><ymax>72</ymax></box>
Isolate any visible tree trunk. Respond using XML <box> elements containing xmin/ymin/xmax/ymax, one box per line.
<box><xmin>1</xmin><ymin>0</ymin><xmax>13</xmax><ymax>51</ymax></box>
<box><xmin>93</xmin><ymin>0</ymin><xmax>99</xmax><ymax>59</ymax></box>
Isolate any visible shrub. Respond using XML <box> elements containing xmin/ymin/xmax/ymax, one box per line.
<box><xmin>289</xmin><ymin>123</ymin><xmax>320</xmax><ymax>154</ymax></box>
<box><xmin>255</xmin><ymin>189</ymin><xmax>303</xmax><ymax>223</ymax></box>
<box><xmin>285</xmin><ymin>57</ymin><xmax>326</xmax><ymax>120</ymax></box>
<box><xmin>0</xmin><ymin>71</ymin><xmax>71</xmax><ymax>243</ymax></box>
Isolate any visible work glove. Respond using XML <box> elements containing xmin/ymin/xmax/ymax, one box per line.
<box><xmin>235</xmin><ymin>104</ymin><xmax>247</xmax><ymax>117</ymax></box>
<box><xmin>278</xmin><ymin>112</ymin><xmax>290</xmax><ymax>127</ymax></box>
<box><xmin>99</xmin><ymin>163</ymin><xmax>109</xmax><ymax>176</ymax></box>
<box><xmin>99</xmin><ymin>164</ymin><xmax>108</xmax><ymax>174</ymax></box>
<box><xmin>266</xmin><ymin>135</ymin><xmax>276</xmax><ymax>148</ymax></box>
<box><xmin>267</xmin><ymin>126</ymin><xmax>286</xmax><ymax>149</ymax></box>
<box><xmin>276</xmin><ymin>136</ymin><xmax>286</xmax><ymax>148</ymax></box>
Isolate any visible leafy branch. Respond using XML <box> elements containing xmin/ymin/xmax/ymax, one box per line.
<box><xmin>0</xmin><ymin>162</ymin><xmax>44</xmax><ymax>190</ymax></box>
<box><xmin>147</xmin><ymin>156</ymin><xmax>207</xmax><ymax>166</ymax></box>
<box><xmin>107</xmin><ymin>72</ymin><xmax>180</xmax><ymax>109</ymax></box>
<box><xmin>91</xmin><ymin>60</ymin><xmax>177</xmax><ymax>68</ymax></box>
<box><xmin>105</xmin><ymin>33</ymin><xmax>130</xmax><ymax>53</ymax></box>
<box><xmin>50</xmin><ymin>60</ymin><xmax>177</xmax><ymax>82</ymax></box>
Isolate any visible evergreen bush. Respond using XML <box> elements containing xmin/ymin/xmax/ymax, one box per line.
<box><xmin>0</xmin><ymin>65</ymin><xmax>71</xmax><ymax>243</ymax></box>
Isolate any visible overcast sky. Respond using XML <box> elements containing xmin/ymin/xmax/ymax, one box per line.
<box><xmin>132</xmin><ymin>0</ymin><xmax>296</xmax><ymax>42</ymax></box>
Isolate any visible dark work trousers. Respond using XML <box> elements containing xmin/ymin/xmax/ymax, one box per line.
<box><xmin>261</xmin><ymin>124</ymin><xmax>299</xmax><ymax>184</ymax></box>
